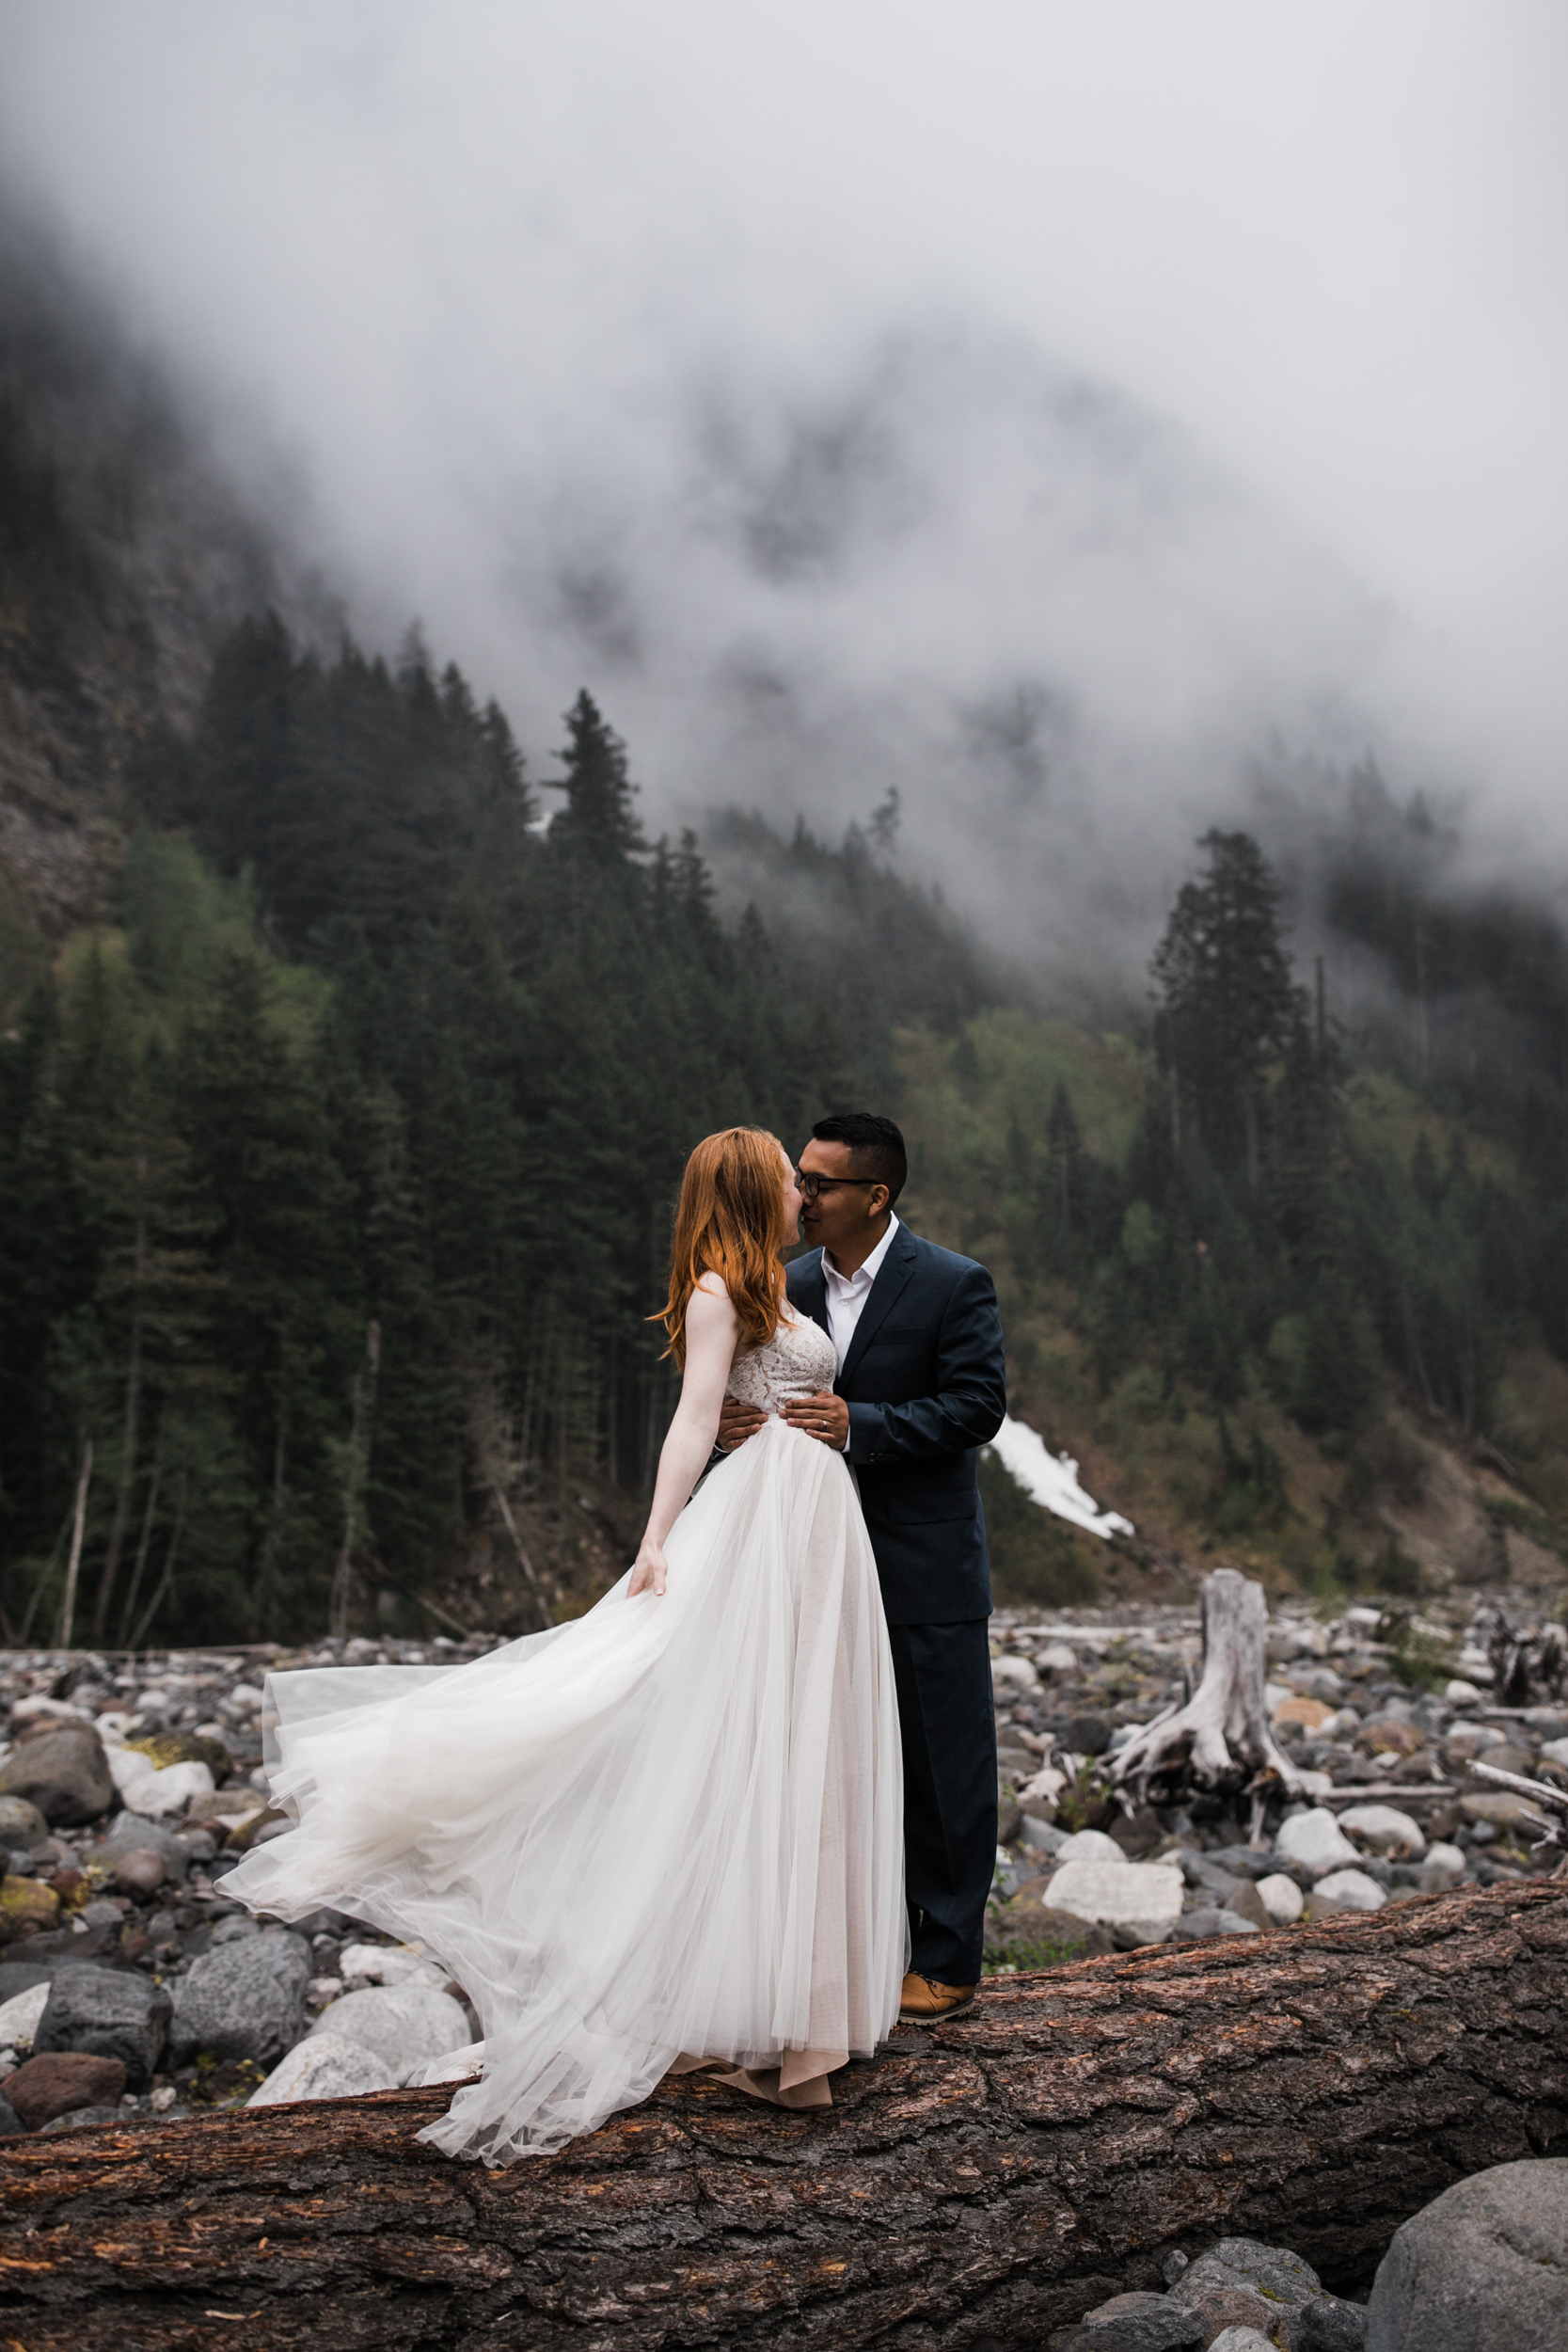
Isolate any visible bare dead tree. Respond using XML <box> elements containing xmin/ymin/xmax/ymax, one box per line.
<box><xmin>1111</xmin><ymin>1565</ymin><xmax>1321</xmax><ymax>1821</ymax></box>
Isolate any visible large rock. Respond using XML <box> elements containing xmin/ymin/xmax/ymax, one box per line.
<box><xmin>34</xmin><ymin>1962</ymin><xmax>170</xmax><ymax>2090</ymax></box>
<box><xmin>1275</xmin><ymin>1808</ymin><xmax>1360</xmax><ymax>1879</ymax></box>
<box><xmin>1040</xmin><ymin>1860</ymin><xmax>1183</xmax><ymax>1946</ymax></box>
<box><xmin>0</xmin><ymin>1724</ymin><xmax>114</xmax><ymax>1825</ymax></box>
<box><xmin>114</xmin><ymin>1849</ymin><xmax>168</xmax><ymax>1898</ymax></box>
<box><xmin>1338</xmin><ymin>1804</ymin><xmax>1426</xmax><ymax>1858</ymax></box>
<box><xmin>247</xmin><ymin>2028</ymin><xmax>403</xmax><ymax>2106</ymax></box>
<box><xmin>5</xmin><ymin>2048</ymin><xmax>125</xmax><ymax>2129</ymax></box>
<box><xmin>0</xmin><ymin>2094</ymin><xmax>22</xmax><ymax>2136</ymax></box>
<box><xmin>1046</xmin><ymin>2289</ymin><xmax>1203</xmax><ymax>2349</ymax></box>
<box><xmin>0</xmin><ymin>1876</ymin><xmax>59</xmax><ymax>1942</ymax></box>
<box><xmin>991</xmin><ymin>1654</ymin><xmax>1041</xmax><ymax>1693</ymax></box>
<box><xmin>1053</xmin><ymin>1830</ymin><xmax>1126</xmax><ymax>1866</ymax></box>
<box><xmin>309</xmin><ymin>1982</ymin><xmax>471</xmax><ymax>2084</ymax></box>
<box><xmin>1365</xmin><ymin>2157</ymin><xmax>1568</xmax><ymax>2351</ymax></box>
<box><xmin>1299</xmin><ymin>2298</ymin><xmax>1368</xmax><ymax>2349</ymax></box>
<box><xmin>169</xmin><ymin>1929</ymin><xmax>310</xmax><ymax>2067</ymax></box>
<box><xmin>1308</xmin><ymin>1869</ymin><xmax>1387</xmax><ymax>1915</ymax></box>
<box><xmin>119</xmin><ymin>1730</ymin><xmax>230</xmax><ymax>1779</ymax></box>
<box><xmin>84</xmin><ymin>1809</ymin><xmax>190</xmax><ymax>1883</ymax></box>
<box><xmin>0</xmin><ymin>1796</ymin><xmax>50</xmax><ymax>1854</ymax></box>
<box><xmin>112</xmin><ymin>1750</ymin><xmax>215</xmax><ymax>1820</ymax></box>
<box><xmin>1256</xmin><ymin>1873</ymin><xmax>1305</xmax><ymax>1925</ymax></box>
<box><xmin>0</xmin><ymin>1979</ymin><xmax>51</xmax><ymax>2049</ymax></box>
<box><xmin>1170</xmin><ymin>2235</ymin><xmax>1332</xmax><ymax>2350</ymax></box>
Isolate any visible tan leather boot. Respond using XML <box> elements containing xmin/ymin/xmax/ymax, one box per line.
<box><xmin>898</xmin><ymin>1972</ymin><xmax>978</xmax><ymax>2023</ymax></box>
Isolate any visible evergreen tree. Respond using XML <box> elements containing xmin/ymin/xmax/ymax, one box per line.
<box><xmin>1151</xmin><ymin>829</ymin><xmax>1303</xmax><ymax>1184</ymax></box>
<box><xmin>546</xmin><ymin>691</ymin><xmax>642</xmax><ymax>868</ymax></box>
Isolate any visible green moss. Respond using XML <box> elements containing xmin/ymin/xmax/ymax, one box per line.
<box><xmin>0</xmin><ymin>1873</ymin><xmax>59</xmax><ymax>1936</ymax></box>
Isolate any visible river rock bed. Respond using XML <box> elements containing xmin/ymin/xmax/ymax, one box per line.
<box><xmin>0</xmin><ymin>1634</ymin><xmax>494</xmax><ymax>2134</ymax></box>
<box><xmin>985</xmin><ymin>1595</ymin><xmax>1567</xmax><ymax>1970</ymax></box>
<box><xmin>0</xmin><ymin>1597</ymin><xmax>1563</xmax><ymax>2149</ymax></box>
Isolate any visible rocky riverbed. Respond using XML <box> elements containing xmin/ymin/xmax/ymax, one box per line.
<box><xmin>985</xmin><ymin>1594</ymin><xmax>1567</xmax><ymax>1973</ymax></box>
<box><xmin>0</xmin><ymin>1632</ymin><xmax>489</xmax><ymax>2136</ymax></box>
<box><xmin>0</xmin><ymin>1595</ymin><xmax>1562</xmax><ymax>2153</ymax></box>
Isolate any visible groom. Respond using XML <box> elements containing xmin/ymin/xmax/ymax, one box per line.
<box><xmin>719</xmin><ymin>1111</ymin><xmax>1006</xmax><ymax>2023</ymax></box>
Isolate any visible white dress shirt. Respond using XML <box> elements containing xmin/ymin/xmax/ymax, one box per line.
<box><xmin>822</xmin><ymin>1214</ymin><xmax>900</xmax><ymax>1377</ymax></box>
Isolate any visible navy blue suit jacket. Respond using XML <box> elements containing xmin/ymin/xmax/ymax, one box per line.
<box><xmin>786</xmin><ymin>1225</ymin><xmax>1006</xmax><ymax>1626</ymax></box>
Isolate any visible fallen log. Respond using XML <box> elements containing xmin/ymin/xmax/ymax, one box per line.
<box><xmin>2</xmin><ymin>1882</ymin><xmax>1564</xmax><ymax>2351</ymax></box>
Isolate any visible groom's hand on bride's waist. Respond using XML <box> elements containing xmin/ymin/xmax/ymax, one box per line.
<box><xmin>781</xmin><ymin>1392</ymin><xmax>850</xmax><ymax>1450</ymax></box>
<box><xmin>717</xmin><ymin>1398</ymin><xmax>767</xmax><ymax>1452</ymax></box>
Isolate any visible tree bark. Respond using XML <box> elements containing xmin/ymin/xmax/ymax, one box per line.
<box><xmin>2</xmin><ymin>1883</ymin><xmax>1564</xmax><ymax>2349</ymax></box>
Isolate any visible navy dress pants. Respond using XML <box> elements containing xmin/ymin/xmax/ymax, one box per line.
<box><xmin>885</xmin><ymin>1617</ymin><xmax>997</xmax><ymax>1987</ymax></box>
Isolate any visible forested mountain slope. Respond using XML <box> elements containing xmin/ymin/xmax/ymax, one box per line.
<box><xmin>2</xmin><ymin>216</ymin><xmax>1565</xmax><ymax>1648</ymax></box>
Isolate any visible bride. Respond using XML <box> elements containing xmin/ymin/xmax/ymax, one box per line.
<box><xmin>224</xmin><ymin>1127</ymin><xmax>907</xmax><ymax>2162</ymax></box>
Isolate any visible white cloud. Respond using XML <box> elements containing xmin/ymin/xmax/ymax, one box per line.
<box><xmin>2</xmin><ymin>1</ymin><xmax>1564</xmax><ymax>949</ymax></box>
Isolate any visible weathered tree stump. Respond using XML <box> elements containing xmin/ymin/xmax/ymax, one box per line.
<box><xmin>1112</xmin><ymin>1566</ymin><xmax>1318</xmax><ymax>1809</ymax></box>
<box><xmin>2</xmin><ymin>1883</ymin><xmax>1564</xmax><ymax>2350</ymax></box>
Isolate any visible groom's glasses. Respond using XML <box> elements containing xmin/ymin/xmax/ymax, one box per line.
<box><xmin>794</xmin><ymin>1172</ymin><xmax>879</xmax><ymax>1200</ymax></box>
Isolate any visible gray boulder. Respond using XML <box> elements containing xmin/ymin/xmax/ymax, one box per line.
<box><xmin>0</xmin><ymin>2094</ymin><xmax>22</xmax><ymax>2136</ymax></box>
<box><xmin>1171</xmin><ymin>2237</ymin><xmax>1324</xmax><ymax>2345</ymax></box>
<box><xmin>0</xmin><ymin>1724</ymin><xmax>114</xmax><ymax>1825</ymax></box>
<box><xmin>247</xmin><ymin>2029</ymin><xmax>402</xmax><ymax>2106</ymax></box>
<box><xmin>34</xmin><ymin>1963</ymin><xmax>171</xmax><ymax>2090</ymax></box>
<box><xmin>83</xmin><ymin>1811</ymin><xmax>190</xmax><ymax>1884</ymax></box>
<box><xmin>308</xmin><ymin>1982</ymin><xmax>471</xmax><ymax>2084</ymax></box>
<box><xmin>0</xmin><ymin>1796</ymin><xmax>50</xmax><ymax>1853</ymax></box>
<box><xmin>1300</xmin><ymin>2296</ymin><xmax>1368</xmax><ymax>2349</ymax></box>
<box><xmin>1366</xmin><ymin>2158</ymin><xmax>1568</xmax><ymax>2351</ymax></box>
<box><xmin>170</xmin><ymin>1929</ymin><xmax>310</xmax><ymax>2067</ymax></box>
<box><xmin>1046</xmin><ymin>2292</ymin><xmax>1203</xmax><ymax>2351</ymax></box>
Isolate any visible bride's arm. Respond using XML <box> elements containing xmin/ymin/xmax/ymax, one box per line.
<box><xmin>627</xmin><ymin>1277</ymin><xmax>738</xmax><ymax>1597</ymax></box>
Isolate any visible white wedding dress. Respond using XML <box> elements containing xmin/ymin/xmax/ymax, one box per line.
<box><xmin>224</xmin><ymin>1309</ymin><xmax>907</xmax><ymax>2163</ymax></box>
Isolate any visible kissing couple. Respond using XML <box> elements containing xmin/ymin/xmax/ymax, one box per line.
<box><xmin>226</xmin><ymin>1112</ymin><xmax>1007</xmax><ymax>2160</ymax></box>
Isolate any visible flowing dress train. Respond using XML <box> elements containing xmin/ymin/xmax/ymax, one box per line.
<box><xmin>223</xmin><ymin>1310</ymin><xmax>907</xmax><ymax>2162</ymax></box>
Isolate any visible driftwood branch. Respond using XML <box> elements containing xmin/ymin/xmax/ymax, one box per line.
<box><xmin>2</xmin><ymin>1883</ymin><xmax>1564</xmax><ymax>2348</ymax></box>
<box><xmin>1470</xmin><ymin>1756</ymin><xmax>1568</xmax><ymax>1855</ymax></box>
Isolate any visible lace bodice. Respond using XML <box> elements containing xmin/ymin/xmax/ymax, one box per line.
<box><xmin>726</xmin><ymin>1311</ymin><xmax>837</xmax><ymax>1415</ymax></box>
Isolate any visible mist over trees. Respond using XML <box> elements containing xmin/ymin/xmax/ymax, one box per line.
<box><xmin>3</xmin><ymin>222</ymin><xmax>1568</xmax><ymax>1637</ymax></box>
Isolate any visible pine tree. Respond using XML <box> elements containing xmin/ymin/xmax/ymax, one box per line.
<box><xmin>546</xmin><ymin>691</ymin><xmax>642</xmax><ymax>868</ymax></box>
<box><xmin>1151</xmin><ymin>829</ymin><xmax>1303</xmax><ymax>1184</ymax></box>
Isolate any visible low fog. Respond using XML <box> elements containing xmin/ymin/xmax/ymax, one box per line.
<box><xmin>2</xmin><ymin>2</ymin><xmax>1566</xmax><ymax>976</ymax></box>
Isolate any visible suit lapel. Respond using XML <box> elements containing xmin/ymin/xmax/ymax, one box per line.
<box><xmin>838</xmin><ymin>1226</ymin><xmax>919</xmax><ymax>1390</ymax></box>
<box><xmin>788</xmin><ymin>1249</ymin><xmax>830</xmax><ymax>1339</ymax></box>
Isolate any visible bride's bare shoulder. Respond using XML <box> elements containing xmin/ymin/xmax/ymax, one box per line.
<box><xmin>689</xmin><ymin>1272</ymin><xmax>740</xmax><ymax>1327</ymax></box>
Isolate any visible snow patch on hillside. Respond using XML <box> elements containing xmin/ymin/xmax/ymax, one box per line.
<box><xmin>987</xmin><ymin>1415</ymin><xmax>1134</xmax><ymax>1541</ymax></box>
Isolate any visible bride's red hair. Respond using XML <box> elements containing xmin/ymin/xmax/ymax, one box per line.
<box><xmin>657</xmin><ymin>1127</ymin><xmax>789</xmax><ymax>1367</ymax></box>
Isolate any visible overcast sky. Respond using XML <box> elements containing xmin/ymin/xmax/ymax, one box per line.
<box><xmin>2</xmin><ymin>3</ymin><xmax>1565</xmax><ymax>953</ymax></box>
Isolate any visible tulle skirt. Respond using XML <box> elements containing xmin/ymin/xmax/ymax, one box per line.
<box><xmin>223</xmin><ymin>1417</ymin><xmax>907</xmax><ymax>2162</ymax></box>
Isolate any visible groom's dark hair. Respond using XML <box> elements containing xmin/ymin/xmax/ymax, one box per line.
<box><xmin>811</xmin><ymin>1112</ymin><xmax>907</xmax><ymax>1207</ymax></box>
